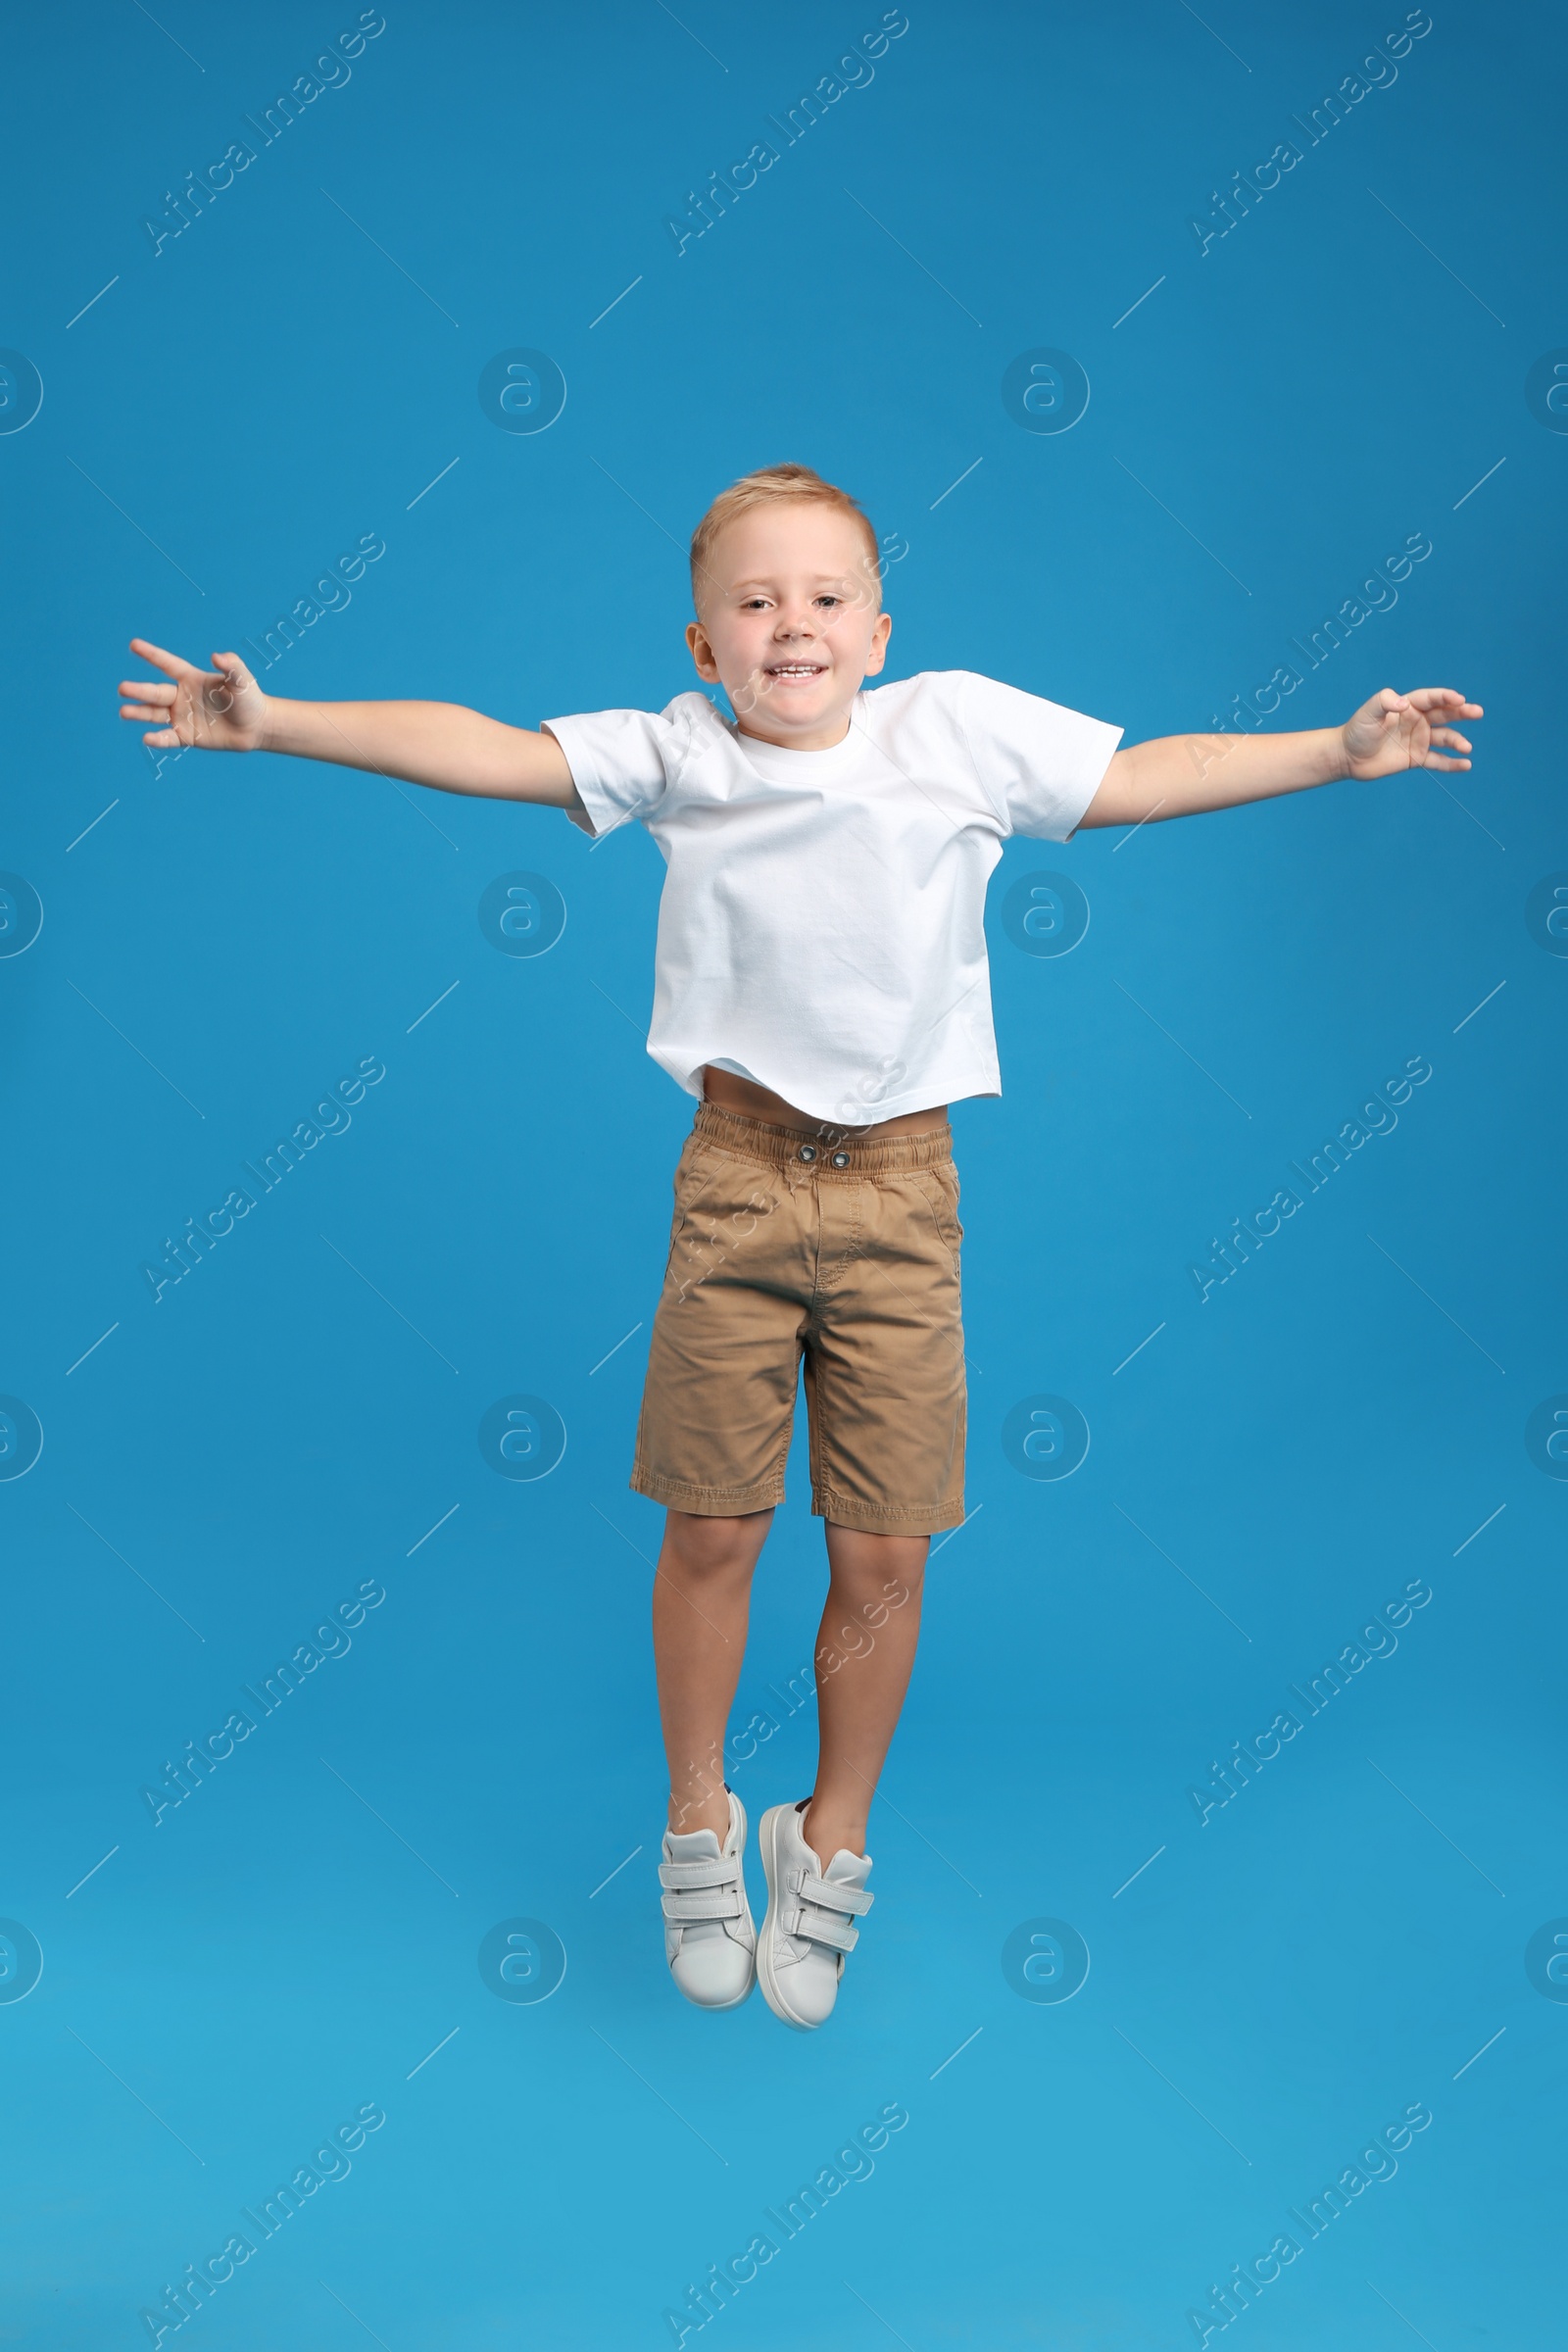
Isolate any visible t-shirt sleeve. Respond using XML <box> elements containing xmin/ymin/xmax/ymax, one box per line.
<box><xmin>956</xmin><ymin>671</ymin><xmax>1123</xmax><ymax>840</ymax></box>
<box><xmin>541</xmin><ymin>703</ymin><xmax>688</xmax><ymax>838</ymax></box>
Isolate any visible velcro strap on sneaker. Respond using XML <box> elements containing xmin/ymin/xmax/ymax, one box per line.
<box><xmin>661</xmin><ymin>1885</ymin><xmax>745</xmax><ymax>1923</ymax></box>
<box><xmin>797</xmin><ymin>1872</ymin><xmax>873</xmax><ymax>1917</ymax></box>
<box><xmin>793</xmin><ymin>1902</ymin><xmax>859</xmax><ymax>1953</ymax></box>
<box><xmin>659</xmin><ymin>1855</ymin><xmax>738</xmax><ymax>1890</ymax></box>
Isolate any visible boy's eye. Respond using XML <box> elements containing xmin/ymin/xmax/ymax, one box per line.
<box><xmin>815</xmin><ymin>595</ymin><xmax>841</xmax><ymax>609</ymax></box>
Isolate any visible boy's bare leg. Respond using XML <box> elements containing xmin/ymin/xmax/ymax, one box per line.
<box><xmin>654</xmin><ymin>1506</ymin><xmax>773</xmax><ymax>1840</ymax></box>
<box><xmin>803</xmin><ymin>1526</ymin><xmax>928</xmax><ymax>1863</ymax></box>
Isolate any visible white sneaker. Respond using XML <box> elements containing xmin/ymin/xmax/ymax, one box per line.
<box><xmin>659</xmin><ymin>1788</ymin><xmax>756</xmax><ymax>2009</ymax></box>
<box><xmin>756</xmin><ymin>1799</ymin><xmax>874</xmax><ymax>2030</ymax></box>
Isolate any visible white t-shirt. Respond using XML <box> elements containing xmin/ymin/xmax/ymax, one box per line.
<box><xmin>544</xmin><ymin>669</ymin><xmax>1121</xmax><ymax>1126</ymax></box>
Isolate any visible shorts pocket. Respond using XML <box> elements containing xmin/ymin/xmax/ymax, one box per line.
<box><xmin>669</xmin><ymin>1140</ymin><xmax>721</xmax><ymax>1247</ymax></box>
<box><xmin>670</xmin><ymin>1142</ymin><xmax>779</xmax><ymax>1254</ymax></box>
<box><xmin>915</xmin><ymin>1163</ymin><xmax>964</xmax><ymax>1259</ymax></box>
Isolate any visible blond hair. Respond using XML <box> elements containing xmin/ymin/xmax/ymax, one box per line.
<box><xmin>689</xmin><ymin>463</ymin><xmax>879</xmax><ymax>610</ymax></box>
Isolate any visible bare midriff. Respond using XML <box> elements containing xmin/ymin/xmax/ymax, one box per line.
<box><xmin>701</xmin><ymin>1064</ymin><xmax>949</xmax><ymax>1141</ymax></box>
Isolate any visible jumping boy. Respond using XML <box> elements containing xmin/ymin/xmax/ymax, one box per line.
<box><xmin>118</xmin><ymin>462</ymin><xmax>1480</xmax><ymax>2029</ymax></box>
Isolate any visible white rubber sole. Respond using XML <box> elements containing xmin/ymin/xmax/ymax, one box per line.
<box><xmin>756</xmin><ymin>1802</ymin><xmax>818</xmax><ymax>2031</ymax></box>
<box><xmin>667</xmin><ymin>1792</ymin><xmax>756</xmax><ymax>2011</ymax></box>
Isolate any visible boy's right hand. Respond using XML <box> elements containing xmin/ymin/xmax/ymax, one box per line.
<box><xmin>119</xmin><ymin>640</ymin><xmax>269</xmax><ymax>753</ymax></box>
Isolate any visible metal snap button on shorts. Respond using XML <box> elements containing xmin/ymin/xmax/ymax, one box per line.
<box><xmin>631</xmin><ymin>1103</ymin><xmax>966</xmax><ymax>1535</ymax></box>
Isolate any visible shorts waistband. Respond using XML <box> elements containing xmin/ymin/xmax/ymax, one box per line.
<box><xmin>691</xmin><ymin>1101</ymin><xmax>954</xmax><ymax>1175</ymax></box>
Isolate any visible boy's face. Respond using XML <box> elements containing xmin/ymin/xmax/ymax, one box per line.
<box><xmin>686</xmin><ymin>502</ymin><xmax>892</xmax><ymax>750</ymax></box>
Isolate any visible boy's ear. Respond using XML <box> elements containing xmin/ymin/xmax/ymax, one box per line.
<box><xmin>863</xmin><ymin>610</ymin><xmax>893</xmax><ymax>674</ymax></box>
<box><xmin>686</xmin><ymin>619</ymin><xmax>720</xmax><ymax>680</ymax></box>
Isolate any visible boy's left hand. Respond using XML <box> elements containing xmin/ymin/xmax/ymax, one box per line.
<box><xmin>1341</xmin><ymin>686</ymin><xmax>1482</xmax><ymax>778</ymax></box>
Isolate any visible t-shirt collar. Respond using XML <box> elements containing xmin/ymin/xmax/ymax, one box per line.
<box><xmin>721</xmin><ymin>698</ymin><xmax>868</xmax><ymax>778</ymax></box>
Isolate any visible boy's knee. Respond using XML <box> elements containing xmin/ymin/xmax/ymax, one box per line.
<box><xmin>826</xmin><ymin>1535</ymin><xmax>927</xmax><ymax>1620</ymax></box>
<box><xmin>665</xmin><ymin>1507</ymin><xmax>768</xmax><ymax>1576</ymax></box>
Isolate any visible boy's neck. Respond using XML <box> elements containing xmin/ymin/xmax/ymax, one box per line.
<box><xmin>734</xmin><ymin>711</ymin><xmax>855</xmax><ymax>754</ymax></box>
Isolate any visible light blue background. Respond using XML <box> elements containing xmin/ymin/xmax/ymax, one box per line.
<box><xmin>2</xmin><ymin>2</ymin><xmax>1563</xmax><ymax>2344</ymax></box>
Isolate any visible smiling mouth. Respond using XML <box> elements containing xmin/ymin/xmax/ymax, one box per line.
<box><xmin>764</xmin><ymin>662</ymin><xmax>826</xmax><ymax>679</ymax></box>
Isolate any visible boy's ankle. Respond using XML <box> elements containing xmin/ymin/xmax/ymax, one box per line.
<box><xmin>667</xmin><ymin>1789</ymin><xmax>731</xmax><ymax>1842</ymax></box>
<box><xmin>800</xmin><ymin>1801</ymin><xmax>866</xmax><ymax>1866</ymax></box>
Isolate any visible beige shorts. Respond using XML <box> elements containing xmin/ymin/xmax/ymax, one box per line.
<box><xmin>632</xmin><ymin>1103</ymin><xmax>967</xmax><ymax>1535</ymax></box>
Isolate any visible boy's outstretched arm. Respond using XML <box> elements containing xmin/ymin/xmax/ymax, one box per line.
<box><xmin>117</xmin><ymin>640</ymin><xmax>581</xmax><ymax>808</ymax></box>
<box><xmin>1076</xmin><ymin>685</ymin><xmax>1482</xmax><ymax>829</ymax></box>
